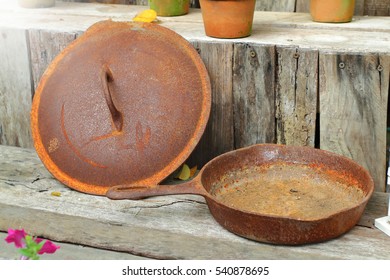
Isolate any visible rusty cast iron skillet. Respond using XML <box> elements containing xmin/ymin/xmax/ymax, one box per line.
<box><xmin>107</xmin><ymin>144</ymin><xmax>374</xmax><ymax>245</ymax></box>
<box><xmin>31</xmin><ymin>21</ymin><xmax>211</xmax><ymax>195</ymax></box>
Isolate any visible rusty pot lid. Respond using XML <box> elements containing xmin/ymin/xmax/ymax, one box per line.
<box><xmin>31</xmin><ymin>20</ymin><xmax>211</xmax><ymax>195</ymax></box>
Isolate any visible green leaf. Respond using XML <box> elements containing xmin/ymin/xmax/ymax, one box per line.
<box><xmin>177</xmin><ymin>164</ymin><xmax>191</xmax><ymax>180</ymax></box>
<box><xmin>18</xmin><ymin>235</ymin><xmax>43</xmax><ymax>260</ymax></box>
<box><xmin>19</xmin><ymin>248</ymin><xmax>32</xmax><ymax>258</ymax></box>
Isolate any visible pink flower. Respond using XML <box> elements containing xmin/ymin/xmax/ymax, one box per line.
<box><xmin>5</xmin><ymin>229</ymin><xmax>27</xmax><ymax>248</ymax></box>
<box><xmin>5</xmin><ymin>228</ymin><xmax>60</xmax><ymax>259</ymax></box>
<box><xmin>35</xmin><ymin>238</ymin><xmax>60</xmax><ymax>255</ymax></box>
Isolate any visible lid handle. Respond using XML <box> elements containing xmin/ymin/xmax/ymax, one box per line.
<box><xmin>101</xmin><ymin>64</ymin><xmax>123</xmax><ymax>132</ymax></box>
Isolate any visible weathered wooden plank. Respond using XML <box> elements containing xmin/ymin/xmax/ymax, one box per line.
<box><xmin>355</xmin><ymin>0</ymin><xmax>366</xmax><ymax>15</ymax></box>
<box><xmin>187</xmin><ymin>41</ymin><xmax>234</xmax><ymax>167</ymax></box>
<box><xmin>0</xmin><ymin>28</ymin><xmax>33</xmax><ymax>148</ymax></box>
<box><xmin>63</xmin><ymin>0</ymin><xmax>142</xmax><ymax>4</ymax></box>
<box><xmin>127</xmin><ymin>0</ymin><xmax>148</xmax><ymax>6</ymax></box>
<box><xmin>0</xmin><ymin>231</ymin><xmax>148</xmax><ymax>260</ymax></box>
<box><xmin>28</xmin><ymin>29</ymin><xmax>79</xmax><ymax>91</ymax></box>
<box><xmin>295</xmin><ymin>0</ymin><xmax>310</xmax><ymax>13</ymax></box>
<box><xmin>1</xmin><ymin>4</ymin><xmax>390</xmax><ymax>45</ymax></box>
<box><xmin>0</xmin><ymin>145</ymin><xmax>389</xmax><ymax>259</ymax></box>
<box><xmin>255</xmin><ymin>0</ymin><xmax>296</xmax><ymax>12</ymax></box>
<box><xmin>59</xmin><ymin>0</ymin><xmax>390</xmax><ymax>15</ymax></box>
<box><xmin>129</xmin><ymin>0</ymin><xmax>200</xmax><ymax>7</ymax></box>
<box><xmin>275</xmin><ymin>47</ymin><xmax>318</xmax><ymax>147</ymax></box>
<box><xmin>319</xmin><ymin>52</ymin><xmax>390</xmax><ymax>192</ymax></box>
<box><xmin>232</xmin><ymin>43</ymin><xmax>276</xmax><ymax>148</ymax></box>
<box><xmin>364</xmin><ymin>0</ymin><xmax>390</xmax><ymax>15</ymax></box>
<box><xmin>359</xmin><ymin>191</ymin><xmax>389</xmax><ymax>227</ymax></box>
<box><xmin>190</xmin><ymin>0</ymin><xmax>200</xmax><ymax>8</ymax></box>
<box><xmin>62</xmin><ymin>0</ymin><xmax>200</xmax><ymax>8</ymax></box>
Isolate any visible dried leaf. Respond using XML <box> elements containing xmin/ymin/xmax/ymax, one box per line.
<box><xmin>133</xmin><ymin>9</ymin><xmax>157</xmax><ymax>23</ymax></box>
<box><xmin>51</xmin><ymin>191</ymin><xmax>61</xmax><ymax>197</ymax></box>
<box><xmin>190</xmin><ymin>165</ymin><xmax>197</xmax><ymax>177</ymax></box>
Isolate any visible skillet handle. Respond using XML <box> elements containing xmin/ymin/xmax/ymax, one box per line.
<box><xmin>106</xmin><ymin>179</ymin><xmax>208</xmax><ymax>200</ymax></box>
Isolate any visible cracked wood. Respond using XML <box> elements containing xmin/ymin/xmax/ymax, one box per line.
<box><xmin>319</xmin><ymin>52</ymin><xmax>390</xmax><ymax>192</ymax></box>
<box><xmin>232</xmin><ymin>43</ymin><xmax>275</xmax><ymax>148</ymax></box>
<box><xmin>0</xmin><ymin>28</ymin><xmax>33</xmax><ymax>148</ymax></box>
<box><xmin>276</xmin><ymin>47</ymin><xmax>318</xmax><ymax>147</ymax></box>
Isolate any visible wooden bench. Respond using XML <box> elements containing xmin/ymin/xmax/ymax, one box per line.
<box><xmin>0</xmin><ymin>144</ymin><xmax>389</xmax><ymax>259</ymax></box>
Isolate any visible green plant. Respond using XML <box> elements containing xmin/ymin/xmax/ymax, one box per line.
<box><xmin>5</xmin><ymin>228</ymin><xmax>60</xmax><ymax>260</ymax></box>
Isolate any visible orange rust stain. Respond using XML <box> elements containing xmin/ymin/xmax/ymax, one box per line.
<box><xmin>82</xmin><ymin>130</ymin><xmax>122</xmax><ymax>148</ymax></box>
<box><xmin>135</xmin><ymin>121</ymin><xmax>151</xmax><ymax>151</ymax></box>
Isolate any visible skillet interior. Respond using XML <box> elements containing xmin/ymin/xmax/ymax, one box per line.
<box><xmin>198</xmin><ymin>144</ymin><xmax>374</xmax><ymax>244</ymax></box>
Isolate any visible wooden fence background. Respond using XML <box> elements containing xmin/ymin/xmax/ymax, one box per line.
<box><xmin>64</xmin><ymin>0</ymin><xmax>390</xmax><ymax>16</ymax></box>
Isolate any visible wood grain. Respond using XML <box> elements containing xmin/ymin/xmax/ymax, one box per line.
<box><xmin>0</xmin><ymin>28</ymin><xmax>33</xmax><ymax>148</ymax></box>
<box><xmin>275</xmin><ymin>47</ymin><xmax>318</xmax><ymax>147</ymax></box>
<box><xmin>232</xmin><ymin>43</ymin><xmax>276</xmax><ymax>148</ymax></box>
<box><xmin>62</xmin><ymin>0</ymin><xmax>200</xmax><ymax>8</ymax></box>
<box><xmin>187</xmin><ymin>41</ymin><xmax>234</xmax><ymax>167</ymax></box>
<box><xmin>255</xmin><ymin>0</ymin><xmax>296</xmax><ymax>12</ymax></box>
<box><xmin>295</xmin><ymin>0</ymin><xmax>310</xmax><ymax>12</ymax></box>
<box><xmin>60</xmin><ymin>0</ymin><xmax>390</xmax><ymax>15</ymax></box>
<box><xmin>28</xmin><ymin>29</ymin><xmax>79</xmax><ymax>91</ymax></box>
<box><xmin>0</xmin><ymin>145</ymin><xmax>389</xmax><ymax>259</ymax></box>
<box><xmin>127</xmin><ymin>0</ymin><xmax>148</xmax><ymax>6</ymax></box>
<box><xmin>319</xmin><ymin>52</ymin><xmax>390</xmax><ymax>192</ymax></box>
<box><xmin>364</xmin><ymin>0</ymin><xmax>390</xmax><ymax>15</ymax></box>
<box><xmin>355</xmin><ymin>0</ymin><xmax>366</xmax><ymax>15</ymax></box>
<box><xmin>359</xmin><ymin>191</ymin><xmax>389</xmax><ymax>227</ymax></box>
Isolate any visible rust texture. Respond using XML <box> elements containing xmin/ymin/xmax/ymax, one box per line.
<box><xmin>31</xmin><ymin>20</ymin><xmax>211</xmax><ymax>195</ymax></box>
<box><xmin>107</xmin><ymin>144</ymin><xmax>374</xmax><ymax>245</ymax></box>
<box><xmin>201</xmin><ymin>144</ymin><xmax>374</xmax><ymax>245</ymax></box>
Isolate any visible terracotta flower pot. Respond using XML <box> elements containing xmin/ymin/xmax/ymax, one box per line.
<box><xmin>310</xmin><ymin>0</ymin><xmax>355</xmax><ymax>23</ymax></box>
<box><xmin>18</xmin><ymin>0</ymin><xmax>55</xmax><ymax>8</ymax></box>
<box><xmin>149</xmin><ymin>0</ymin><xmax>190</xmax><ymax>16</ymax></box>
<box><xmin>199</xmin><ymin>0</ymin><xmax>256</xmax><ymax>39</ymax></box>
